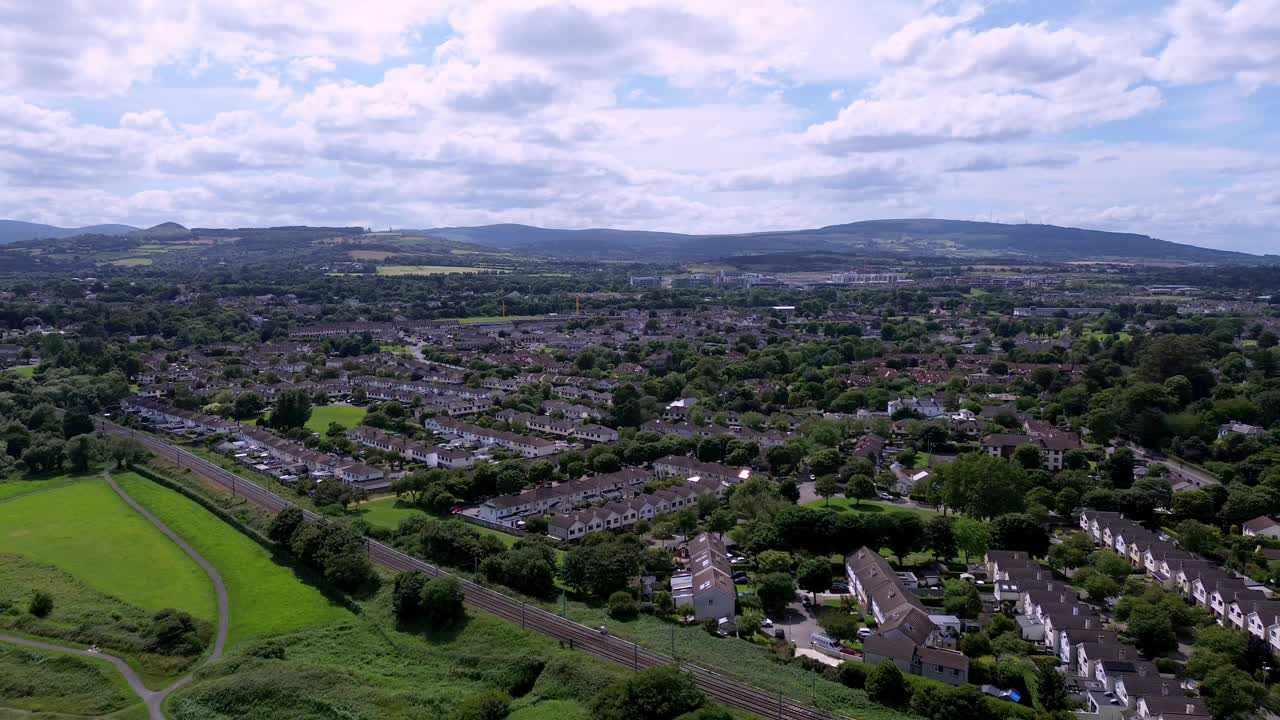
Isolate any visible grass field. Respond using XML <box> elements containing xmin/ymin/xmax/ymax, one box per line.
<box><xmin>0</xmin><ymin>478</ymin><xmax>216</xmax><ymax>621</ymax></box>
<box><xmin>0</xmin><ymin>475</ymin><xmax>80</xmax><ymax>502</ymax></box>
<box><xmin>458</xmin><ymin>315</ymin><xmax>546</xmax><ymax>324</ymax></box>
<box><xmin>167</xmin><ymin>589</ymin><xmax>605</xmax><ymax>720</ymax></box>
<box><xmin>304</xmin><ymin>405</ymin><xmax>367</xmax><ymax>434</ymax></box>
<box><xmin>9</xmin><ymin>366</ymin><xmax>35</xmax><ymax>378</ymax></box>
<box><xmin>356</xmin><ymin>497</ymin><xmax>529</xmax><ymax>551</ymax></box>
<box><xmin>115</xmin><ymin>472</ymin><xmax>351</xmax><ymax>646</ymax></box>
<box><xmin>108</xmin><ymin>257</ymin><xmax>152</xmax><ymax>267</ymax></box>
<box><xmin>380</xmin><ymin>344</ymin><xmax>408</xmax><ymax>354</ymax></box>
<box><xmin>802</xmin><ymin>497</ymin><xmax>940</xmax><ymax>519</ymax></box>
<box><xmin>377</xmin><ymin>265</ymin><xmax>508</xmax><ymax>276</ymax></box>
<box><xmin>0</xmin><ymin>644</ymin><xmax>140</xmax><ymax>716</ymax></box>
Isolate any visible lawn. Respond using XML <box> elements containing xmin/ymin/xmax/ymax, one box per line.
<box><xmin>377</xmin><ymin>265</ymin><xmax>508</xmax><ymax>275</ymax></box>
<box><xmin>0</xmin><ymin>644</ymin><xmax>141</xmax><ymax>717</ymax></box>
<box><xmin>8</xmin><ymin>365</ymin><xmax>35</xmax><ymax>378</ymax></box>
<box><xmin>108</xmin><ymin>257</ymin><xmax>153</xmax><ymax>267</ymax></box>
<box><xmin>0</xmin><ymin>478</ymin><xmax>216</xmax><ymax>621</ymax></box>
<box><xmin>304</xmin><ymin>404</ymin><xmax>367</xmax><ymax>434</ymax></box>
<box><xmin>0</xmin><ymin>475</ymin><xmax>80</xmax><ymax>502</ymax></box>
<box><xmin>458</xmin><ymin>315</ymin><xmax>546</xmax><ymax>324</ymax></box>
<box><xmin>115</xmin><ymin>472</ymin><xmax>351</xmax><ymax>646</ymax></box>
<box><xmin>380</xmin><ymin>344</ymin><xmax>408</xmax><ymax>354</ymax></box>
<box><xmin>803</xmin><ymin>497</ymin><xmax>940</xmax><ymax>519</ymax></box>
<box><xmin>356</xmin><ymin>496</ymin><xmax>427</xmax><ymax>530</ymax></box>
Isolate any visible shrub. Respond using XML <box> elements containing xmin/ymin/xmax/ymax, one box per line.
<box><xmin>28</xmin><ymin>591</ymin><xmax>53</xmax><ymax>618</ymax></box>
<box><xmin>534</xmin><ymin>655</ymin><xmax>620</xmax><ymax>701</ymax></box>
<box><xmin>590</xmin><ymin>665</ymin><xmax>705</xmax><ymax>720</ymax></box>
<box><xmin>1154</xmin><ymin>657</ymin><xmax>1179</xmax><ymax>674</ymax></box>
<box><xmin>837</xmin><ymin>662</ymin><xmax>867</xmax><ymax>689</ymax></box>
<box><xmin>608</xmin><ymin>591</ymin><xmax>639</xmax><ymax>621</ymax></box>
<box><xmin>818</xmin><ymin>611</ymin><xmax>863</xmax><ymax>641</ymax></box>
<box><xmin>866</xmin><ymin>660</ymin><xmax>910</xmax><ymax>707</ymax></box>
<box><xmin>144</xmin><ymin>609</ymin><xmax>206</xmax><ymax>657</ymax></box>
<box><xmin>392</xmin><ymin>571</ymin><xmax>428</xmax><ymax>622</ymax></box>
<box><xmin>454</xmin><ymin>689</ymin><xmax>511</xmax><ymax>720</ymax></box>
<box><xmin>420</xmin><ymin>576</ymin><xmax>466</xmax><ymax>628</ymax></box>
<box><xmin>244</xmin><ymin>640</ymin><xmax>287</xmax><ymax>660</ymax></box>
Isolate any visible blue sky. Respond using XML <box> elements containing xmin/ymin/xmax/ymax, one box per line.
<box><xmin>1</xmin><ymin>0</ymin><xmax>1278</xmax><ymax>253</ymax></box>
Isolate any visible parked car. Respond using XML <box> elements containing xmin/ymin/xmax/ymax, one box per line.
<box><xmin>829</xmin><ymin>581</ymin><xmax>850</xmax><ymax>593</ymax></box>
<box><xmin>761</xmin><ymin>618</ymin><xmax>774</xmax><ymax>628</ymax></box>
<box><xmin>732</xmin><ymin>574</ymin><xmax>750</xmax><ymax>584</ymax></box>
<box><xmin>857</xmin><ymin>628</ymin><xmax>874</xmax><ymax>639</ymax></box>
<box><xmin>877</xmin><ymin>492</ymin><xmax>894</xmax><ymax>501</ymax></box>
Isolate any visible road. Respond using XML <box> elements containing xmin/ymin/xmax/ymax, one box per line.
<box><xmin>98</xmin><ymin>418</ymin><xmax>846</xmax><ymax>720</ymax></box>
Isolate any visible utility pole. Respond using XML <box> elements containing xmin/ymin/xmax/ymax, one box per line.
<box><xmin>633</xmin><ymin>641</ymin><xmax>638</xmax><ymax>670</ymax></box>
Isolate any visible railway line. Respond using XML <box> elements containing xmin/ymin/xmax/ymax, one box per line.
<box><xmin>97</xmin><ymin>418</ymin><xmax>846</xmax><ymax>720</ymax></box>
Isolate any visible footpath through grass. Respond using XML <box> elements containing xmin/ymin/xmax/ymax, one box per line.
<box><xmin>0</xmin><ymin>644</ymin><xmax>141</xmax><ymax>717</ymax></box>
<box><xmin>0</xmin><ymin>475</ymin><xmax>80</xmax><ymax>502</ymax></box>
<box><xmin>115</xmin><ymin>472</ymin><xmax>351</xmax><ymax>646</ymax></box>
<box><xmin>0</xmin><ymin>478</ymin><xmax>216</xmax><ymax>621</ymax></box>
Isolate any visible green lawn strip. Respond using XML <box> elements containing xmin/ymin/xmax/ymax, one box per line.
<box><xmin>9</xmin><ymin>366</ymin><xmax>35</xmax><ymax>379</ymax></box>
<box><xmin>0</xmin><ymin>554</ymin><xmax>203</xmax><ymax>684</ymax></box>
<box><xmin>0</xmin><ymin>479</ymin><xmax>216</xmax><ymax>622</ymax></box>
<box><xmin>551</xmin><ymin>604</ymin><xmax>919</xmax><ymax>720</ymax></box>
<box><xmin>304</xmin><ymin>405</ymin><xmax>367</xmax><ymax>434</ymax></box>
<box><xmin>114</xmin><ymin>472</ymin><xmax>351</xmax><ymax>647</ymax></box>
<box><xmin>357</xmin><ymin>497</ymin><xmax>564</xmax><ymax>564</ymax></box>
<box><xmin>0</xmin><ymin>643</ymin><xmax>139</xmax><ymax>716</ymax></box>
<box><xmin>802</xmin><ymin>497</ymin><xmax>939</xmax><ymax>519</ymax></box>
<box><xmin>167</xmin><ymin>589</ymin><xmax>598</xmax><ymax>720</ymax></box>
<box><xmin>457</xmin><ymin>314</ymin><xmax>545</xmax><ymax>324</ymax></box>
<box><xmin>0</xmin><ymin>475</ymin><xmax>80</xmax><ymax>502</ymax></box>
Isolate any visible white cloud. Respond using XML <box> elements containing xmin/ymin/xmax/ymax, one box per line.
<box><xmin>1155</xmin><ymin>0</ymin><xmax>1280</xmax><ymax>90</ymax></box>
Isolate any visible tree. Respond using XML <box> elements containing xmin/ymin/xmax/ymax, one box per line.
<box><xmin>923</xmin><ymin>515</ymin><xmax>956</xmax><ymax>562</ymax></box>
<box><xmin>108</xmin><ymin>436</ymin><xmax>148</xmax><ymax>467</ymax></box>
<box><xmin>1100</xmin><ymin>448</ymin><xmax>1134</xmax><ymax>488</ymax></box>
<box><xmin>232</xmin><ymin>392</ymin><xmax>264</xmax><ymax>420</ymax></box>
<box><xmin>420</xmin><ymin>576</ymin><xmax>466</xmax><ymax>628</ymax></box>
<box><xmin>28</xmin><ymin>591</ymin><xmax>53</xmax><ymax>618</ymax></box>
<box><xmin>608</xmin><ymin>590</ymin><xmax>639</xmax><ymax>621</ymax></box>
<box><xmin>989</xmin><ymin>513</ymin><xmax>1049</xmax><ymax>558</ymax></box>
<box><xmin>1054</xmin><ymin>487</ymin><xmax>1081</xmax><ymax>518</ymax></box>
<box><xmin>268</xmin><ymin>506</ymin><xmax>305</xmax><ymax>545</ymax></box>
<box><xmin>797</xmin><ymin>557</ymin><xmax>832</xmax><ymax>604</ymax></box>
<box><xmin>1035</xmin><ymin>659</ymin><xmax>1070</xmax><ymax>712</ymax></box>
<box><xmin>807</xmin><ymin>448</ymin><xmax>842</xmax><ymax>477</ymax></box>
<box><xmin>1174</xmin><ymin>520</ymin><xmax>1222</xmax><ymax>556</ymax></box>
<box><xmin>392</xmin><ymin>571</ymin><xmax>428</xmax><ymax>622</ymax></box>
<box><xmin>590</xmin><ymin>665</ymin><xmax>705</xmax><ymax>720</ymax></box>
<box><xmin>755</xmin><ymin>550</ymin><xmax>793</xmax><ymax>575</ymax></box>
<box><xmin>939</xmin><ymin>453</ymin><xmax>1027</xmax><ymax>518</ymax></box>
<box><xmin>654</xmin><ymin>591</ymin><xmax>675</xmax><ymax>617</ymax></box>
<box><xmin>1125</xmin><ymin>602</ymin><xmax>1175</xmax><ymax>656</ymax></box>
<box><xmin>886</xmin><ymin>514</ymin><xmax>923</xmax><ymax>563</ymax></box>
<box><xmin>64</xmin><ymin>433</ymin><xmax>99</xmax><ymax>472</ymax></box>
<box><xmin>562</xmin><ymin>536</ymin><xmax>643</xmax><ymax>598</ymax></box>
<box><xmin>814</xmin><ymin>475</ymin><xmax>840</xmax><ymax>506</ymax></box>
<box><xmin>270</xmin><ymin>389</ymin><xmax>313</xmax><ymax>431</ymax></box>
<box><xmin>755</xmin><ymin>572</ymin><xmax>796</xmax><ymax>616</ymax></box>
<box><xmin>847</xmin><ymin>475</ymin><xmax>876</xmax><ymax>506</ymax></box>
<box><xmin>20</xmin><ymin>436</ymin><xmax>65</xmax><ymax>474</ymax></box>
<box><xmin>866</xmin><ymin>660</ymin><xmax>910</xmax><ymax>707</ymax></box>
<box><xmin>1012</xmin><ymin>443</ymin><xmax>1043</xmax><ymax>470</ymax></box>
<box><xmin>706</xmin><ymin>508</ymin><xmax>735</xmax><ymax>538</ymax></box>
<box><xmin>953</xmin><ymin>517</ymin><xmax>990</xmax><ymax>562</ymax></box>
<box><xmin>1171</xmin><ymin>490</ymin><xmax>1215</xmax><ymax>523</ymax></box>
<box><xmin>942</xmin><ymin>579</ymin><xmax>981</xmax><ymax>618</ymax></box>
<box><xmin>1202</xmin><ymin>666</ymin><xmax>1265</xmax><ymax>720</ymax></box>
<box><xmin>144</xmin><ymin>609</ymin><xmax>205</xmax><ymax>656</ymax></box>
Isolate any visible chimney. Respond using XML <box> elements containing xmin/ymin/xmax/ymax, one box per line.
<box><xmin>1139</xmin><ymin>664</ymin><xmax>1148</xmax><ymax>677</ymax></box>
<box><xmin>1060</xmin><ymin>593</ymin><xmax>1066</xmax><ymax>604</ymax></box>
<box><xmin>1073</xmin><ymin>605</ymin><xmax>1080</xmax><ymax>616</ymax></box>
<box><xmin>1085</xmin><ymin>618</ymin><xmax>1093</xmax><ymax>629</ymax></box>
<box><xmin>1187</xmin><ymin>705</ymin><xmax>1195</xmax><ymax>714</ymax></box>
<box><xmin>1118</xmin><ymin>647</ymin><xmax>1127</xmax><ymax>660</ymax></box>
<box><xmin>1161</xmin><ymin>683</ymin><xmax>1169</xmax><ymax>696</ymax></box>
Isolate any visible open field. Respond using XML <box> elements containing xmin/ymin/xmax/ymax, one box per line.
<box><xmin>167</xmin><ymin>589</ymin><xmax>605</xmax><ymax>720</ymax></box>
<box><xmin>379</xmin><ymin>344</ymin><xmax>408</xmax><ymax>354</ymax></box>
<box><xmin>8</xmin><ymin>366</ymin><xmax>34</xmax><ymax>379</ymax></box>
<box><xmin>349</xmin><ymin>249</ymin><xmax>396</xmax><ymax>260</ymax></box>
<box><xmin>377</xmin><ymin>265</ymin><xmax>508</xmax><ymax>276</ymax></box>
<box><xmin>108</xmin><ymin>258</ymin><xmax>152</xmax><ymax>267</ymax></box>
<box><xmin>304</xmin><ymin>405</ymin><xmax>367</xmax><ymax>434</ymax></box>
<box><xmin>0</xmin><ymin>475</ymin><xmax>79</xmax><ymax>502</ymax></box>
<box><xmin>0</xmin><ymin>644</ymin><xmax>140</xmax><ymax>717</ymax></box>
<box><xmin>802</xmin><ymin>497</ymin><xmax>940</xmax><ymax>519</ymax></box>
<box><xmin>0</xmin><ymin>478</ymin><xmax>216</xmax><ymax>621</ymax></box>
<box><xmin>458</xmin><ymin>314</ymin><xmax>546</xmax><ymax>324</ymax></box>
<box><xmin>115</xmin><ymin>472</ymin><xmax>351</xmax><ymax>646</ymax></box>
<box><xmin>356</xmin><ymin>497</ymin><xmax>534</xmax><ymax>553</ymax></box>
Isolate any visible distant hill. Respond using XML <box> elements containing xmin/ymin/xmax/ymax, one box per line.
<box><xmin>411</xmin><ymin>219</ymin><xmax>1258</xmax><ymax>264</ymax></box>
<box><xmin>0</xmin><ymin>220</ymin><xmax>138</xmax><ymax>245</ymax></box>
<box><xmin>125</xmin><ymin>222</ymin><xmax>192</xmax><ymax>240</ymax></box>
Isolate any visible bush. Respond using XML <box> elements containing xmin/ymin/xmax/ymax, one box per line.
<box><xmin>392</xmin><ymin>571</ymin><xmax>428</xmax><ymax>622</ymax></box>
<box><xmin>837</xmin><ymin>662</ymin><xmax>867</xmax><ymax>689</ymax></box>
<box><xmin>702</xmin><ymin>618</ymin><xmax>720</xmax><ymax>636</ymax></box>
<box><xmin>534</xmin><ymin>655</ymin><xmax>620</xmax><ymax>702</ymax></box>
<box><xmin>454</xmin><ymin>689</ymin><xmax>511</xmax><ymax>720</ymax></box>
<box><xmin>144</xmin><ymin>609</ymin><xmax>206</xmax><ymax>657</ymax></box>
<box><xmin>590</xmin><ymin>665</ymin><xmax>705</xmax><ymax>720</ymax></box>
<box><xmin>28</xmin><ymin>591</ymin><xmax>53</xmax><ymax>618</ymax></box>
<box><xmin>1154</xmin><ymin>657</ymin><xmax>1180</xmax><ymax>674</ymax></box>
<box><xmin>244</xmin><ymin>640</ymin><xmax>287</xmax><ymax>660</ymax></box>
<box><xmin>866</xmin><ymin>660</ymin><xmax>910</xmax><ymax>707</ymax></box>
<box><xmin>818</xmin><ymin>611</ymin><xmax>863</xmax><ymax>641</ymax></box>
<box><xmin>421</xmin><ymin>576</ymin><xmax>466</xmax><ymax>628</ymax></box>
<box><xmin>675</xmin><ymin>707</ymin><xmax>734</xmax><ymax>720</ymax></box>
<box><xmin>608</xmin><ymin>591</ymin><xmax>639</xmax><ymax>621</ymax></box>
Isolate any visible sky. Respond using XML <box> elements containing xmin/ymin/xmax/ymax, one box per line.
<box><xmin>1</xmin><ymin>0</ymin><xmax>1279</xmax><ymax>253</ymax></box>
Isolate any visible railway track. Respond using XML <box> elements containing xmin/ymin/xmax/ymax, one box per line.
<box><xmin>97</xmin><ymin>418</ymin><xmax>845</xmax><ymax>720</ymax></box>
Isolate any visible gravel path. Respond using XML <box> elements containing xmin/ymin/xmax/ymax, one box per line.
<box><xmin>0</xmin><ymin>474</ymin><xmax>231</xmax><ymax>720</ymax></box>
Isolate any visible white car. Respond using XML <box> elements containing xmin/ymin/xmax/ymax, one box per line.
<box><xmin>761</xmin><ymin>618</ymin><xmax>774</xmax><ymax>628</ymax></box>
<box><xmin>857</xmin><ymin>628</ymin><xmax>874</xmax><ymax>639</ymax></box>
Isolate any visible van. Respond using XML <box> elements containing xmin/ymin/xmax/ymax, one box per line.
<box><xmin>810</xmin><ymin>633</ymin><xmax>844</xmax><ymax>658</ymax></box>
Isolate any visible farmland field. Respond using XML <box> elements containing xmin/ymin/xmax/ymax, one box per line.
<box><xmin>115</xmin><ymin>472</ymin><xmax>351</xmax><ymax>645</ymax></box>
<box><xmin>377</xmin><ymin>265</ymin><xmax>508</xmax><ymax>275</ymax></box>
<box><xmin>0</xmin><ymin>478</ymin><xmax>216</xmax><ymax>621</ymax></box>
<box><xmin>304</xmin><ymin>404</ymin><xmax>367</xmax><ymax>434</ymax></box>
<box><xmin>108</xmin><ymin>257</ymin><xmax>152</xmax><ymax>267</ymax></box>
